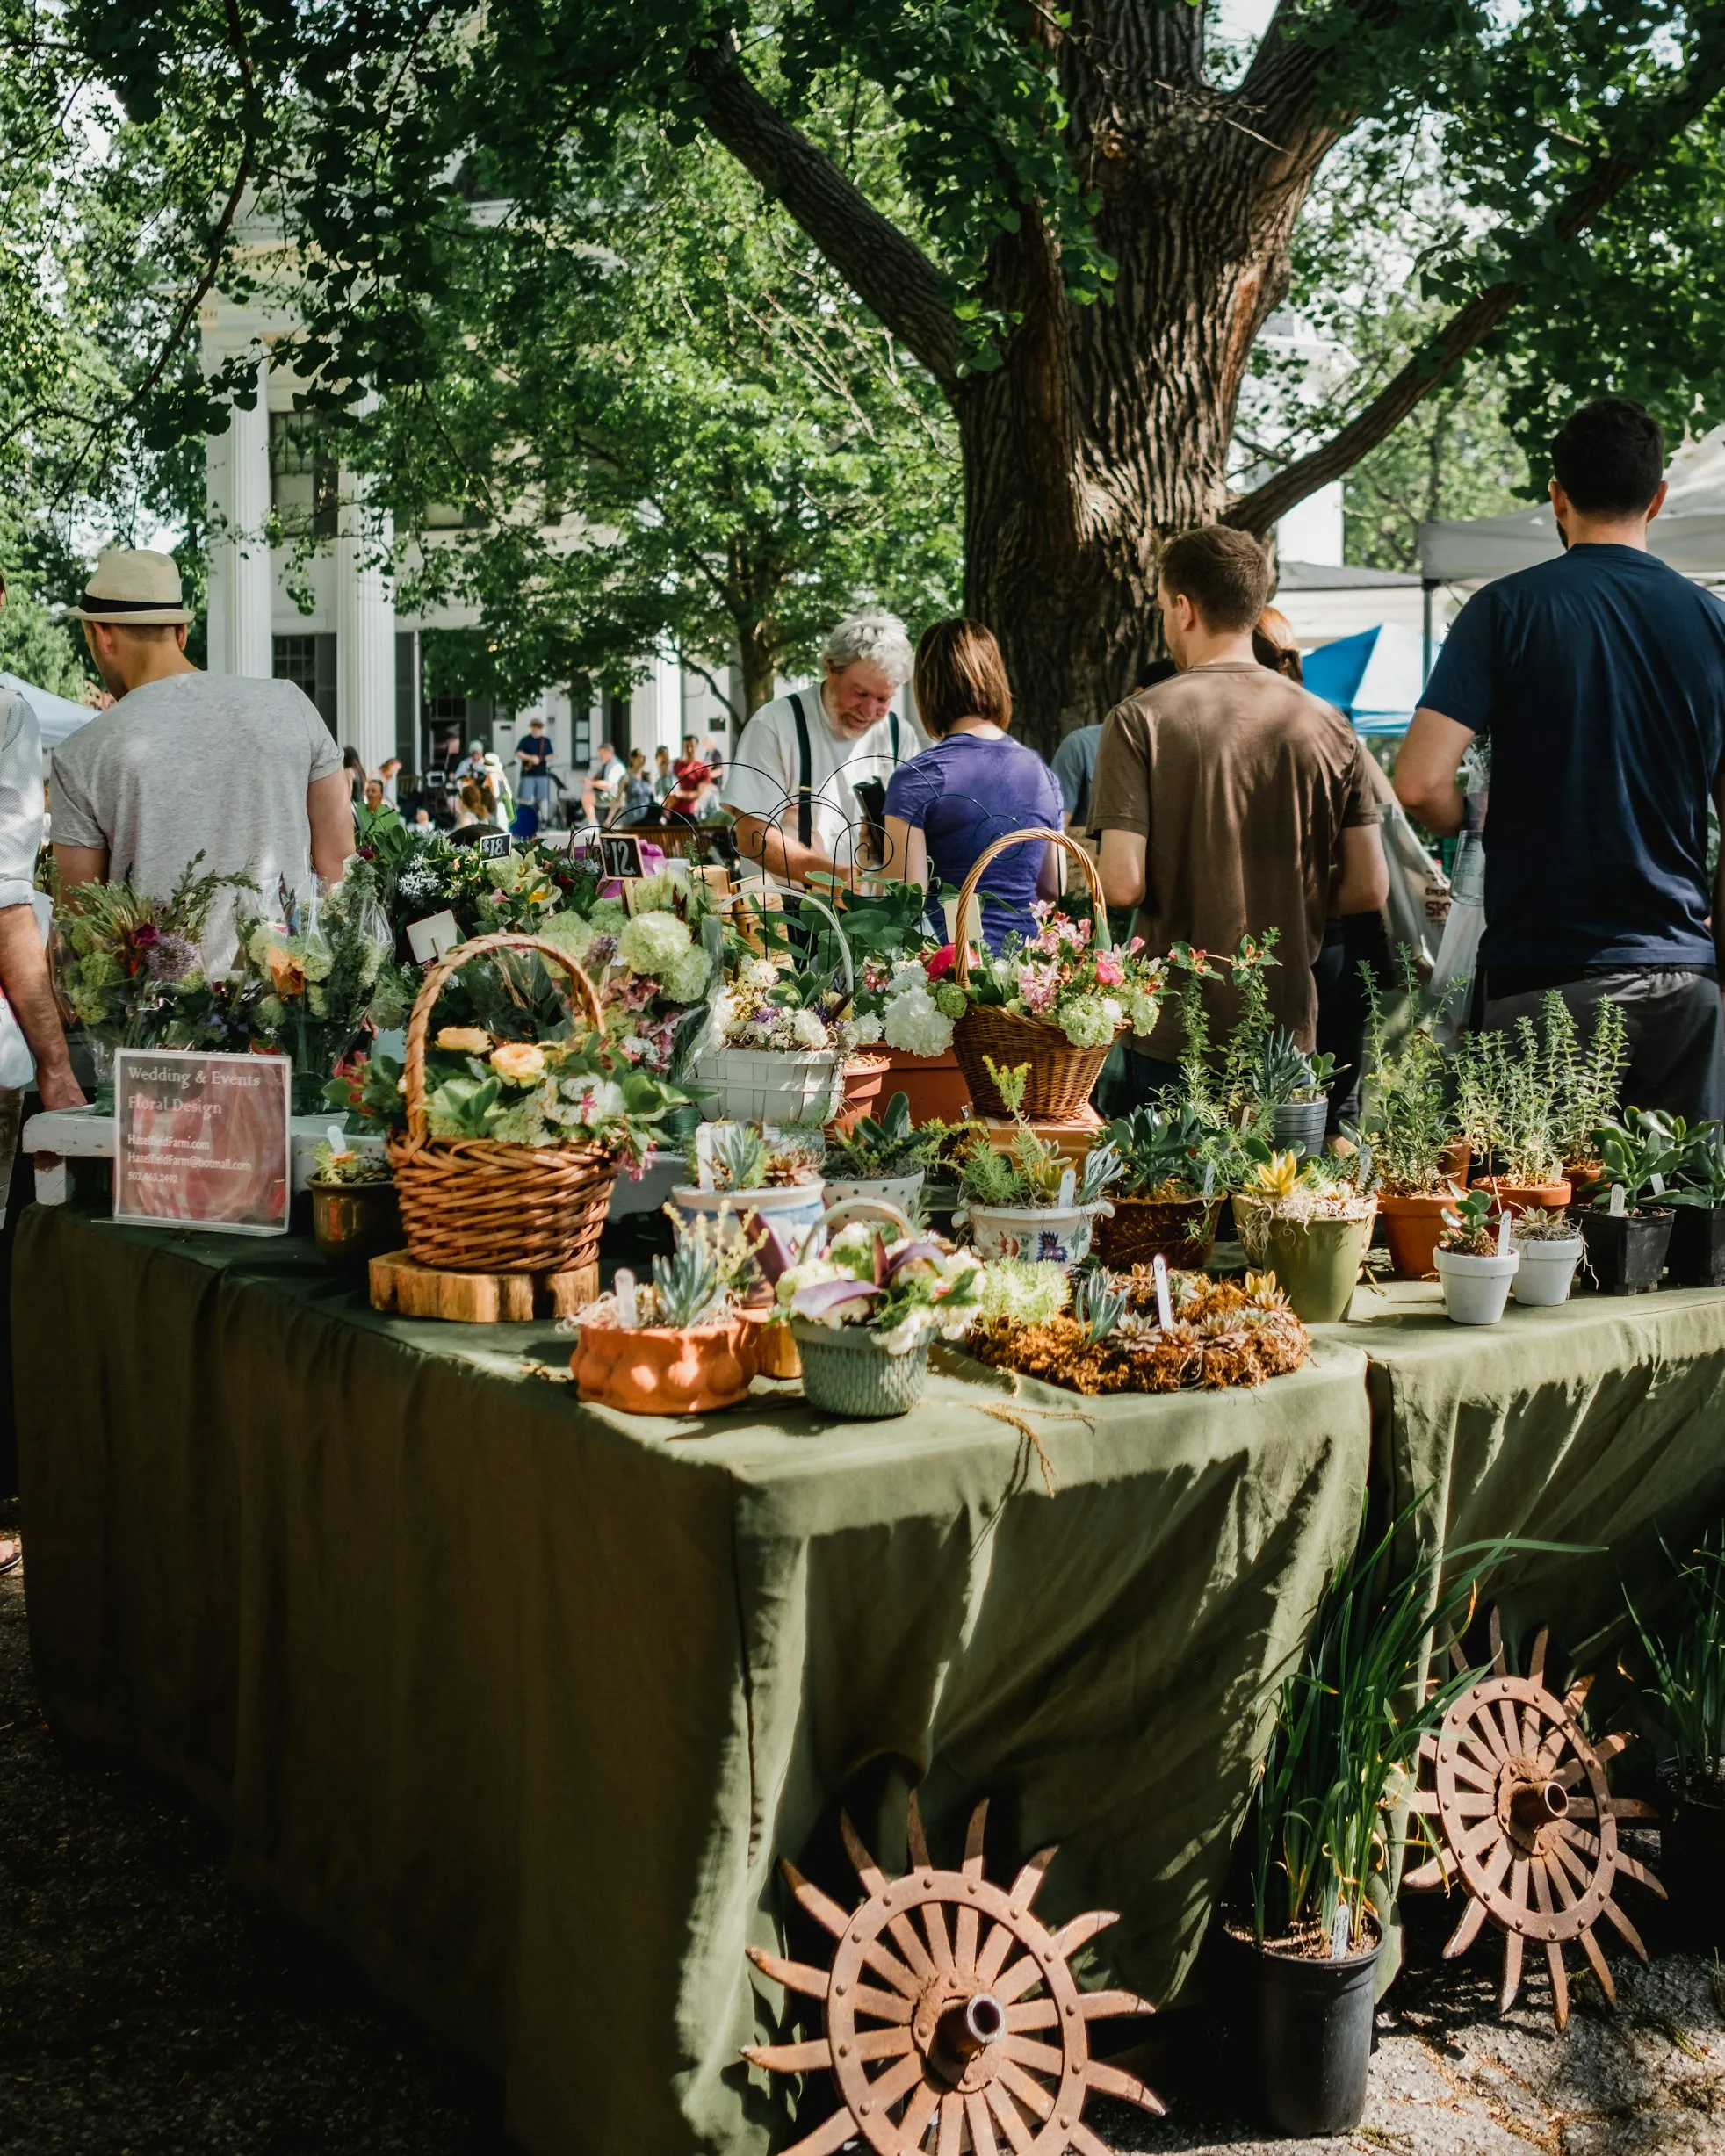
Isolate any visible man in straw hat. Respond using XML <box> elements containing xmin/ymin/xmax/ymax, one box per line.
<box><xmin>52</xmin><ymin>549</ymin><xmax>355</xmax><ymax>966</ymax></box>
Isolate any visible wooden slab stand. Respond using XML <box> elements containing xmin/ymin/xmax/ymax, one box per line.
<box><xmin>369</xmin><ymin>1249</ymin><xmax>598</xmax><ymax>1323</ymax></box>
<box><xmin>972</xmin><ymin>1106</ymin><xmax>1104</xmax><ymax>1169</ymax></box>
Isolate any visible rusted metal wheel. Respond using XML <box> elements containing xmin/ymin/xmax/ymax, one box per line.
<box><xmin>1404</xmin><ymin>1612</ymin><xmax>1664</xmax><ymax>2028</ymax></box>
<box><xmin>744</xmin><ymin>1792</ymin><xmax>1162</xmax><ymax>2154</ymax></box>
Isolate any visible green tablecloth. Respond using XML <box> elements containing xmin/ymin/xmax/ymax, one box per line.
<box><xmin>15</xmin><ymin>1208</ymin><xmax>1373</xmax><ymax>2156</ymax></box>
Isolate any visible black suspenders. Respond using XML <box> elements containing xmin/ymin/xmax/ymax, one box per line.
<box><xmin>787</xmin><ymin>693</ymin><xmax>905</xmax><ymax>852</ymax></box>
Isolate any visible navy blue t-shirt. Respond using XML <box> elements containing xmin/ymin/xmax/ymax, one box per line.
<box><xmin>1423</xmin><ymin>544</ymin><xmax>1725</xmax><ymax>972</ymax></box>
<box><xmin>884</xmin><ymin>732</ymin><xmax>1063</xmax><ymax>948</ymax></box>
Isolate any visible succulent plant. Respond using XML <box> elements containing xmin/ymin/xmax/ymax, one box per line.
<box><xmin>650</xmin><ymin>1232</ymin><xmax>725</xmax><ymax>1329</ymax></box>
<box><xmin>1072</xmin><ymin>1272</ymin><xmax>1129</xmax><ymax>1344</ymax></box>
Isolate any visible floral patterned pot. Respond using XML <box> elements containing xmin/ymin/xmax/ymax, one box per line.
<box><xmin>958</xmin><ymin>1201</ymin><xmax>1106</xmax><ymax>1265</ymax></box>
<box><xmin>570</xmin><ymin>1316</ymin><xmax>757</xmax><ymax>1414</ymax></box>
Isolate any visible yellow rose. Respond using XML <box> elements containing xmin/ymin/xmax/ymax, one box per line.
<box><xmin>489</xmin><ymin>1042</ymin><xmax>546</xmax><ymax>1085</ymax></box>
<box><xmin>436</xmin><ymin>1026</ymin><xmax>493</xmax><ymax>1055</ymax></box>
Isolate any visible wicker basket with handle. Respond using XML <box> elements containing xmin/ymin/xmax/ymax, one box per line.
<box><xmin>950</xmin><ymin>827</ymin><xmax>1120</xmax><ymax>1121</ymax></box>
<box><xmin>388</xmin><ymin>931</ymin><xmax>619</xmax><ymax>1274</ymax></box>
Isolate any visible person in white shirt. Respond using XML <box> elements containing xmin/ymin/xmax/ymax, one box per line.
<box><xmin>591</xmin><ymin>739</ymin><xmax>626</xmax><ymax>824</ymax></box>
<box><xmin>723</xmin><ymin>613</ymin><xmax>919</xmax><ymax>888</ymax></box>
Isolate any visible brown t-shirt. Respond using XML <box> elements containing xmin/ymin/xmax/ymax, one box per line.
<box><xmin>1090</xmin><ymin>663</ymin><xmax>1376</xmax><ymax>1057</ymax></box>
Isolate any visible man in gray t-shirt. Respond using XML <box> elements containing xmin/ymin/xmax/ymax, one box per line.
<box><xmin>52</xmin><ymin>549</ymin><xmax>353</xmax><ymax>969</ymax></box>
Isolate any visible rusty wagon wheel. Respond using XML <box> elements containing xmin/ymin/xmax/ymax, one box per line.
<box><xmin>1404</xmin><ymin>1612</ymin><xmax>1664</xmax><ymax>2028</ymax></box>
<box><xmin>743</xmin><ymin>1792</ymin><xmax>1163</xmax><ymax>2155</ymax></box>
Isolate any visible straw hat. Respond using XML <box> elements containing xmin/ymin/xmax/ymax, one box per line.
<box><xmin>69</xmin><ymin>548</ymin><xmax>189</xmax><ymax>626</ymax></box>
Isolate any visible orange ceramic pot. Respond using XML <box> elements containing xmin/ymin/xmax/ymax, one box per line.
<box><xmin>830</xmin><ymin>1053</ymin><xmax>891</xmax><ymax>1136</ymax></box>
<box><xmin>1377</xmin><ymin>1191</ymin><xmax>1453</xmax><ymax>1280</ymax></box>
<box><xmin>1474</xmin><ymin>1175</ymin><xmax>1571</xmax><ymax>1220</ymax></box>
<box><xmin>1438</xmin><ymin>1138</ymin><xmax>1471</xmax><ymax>1186</ymax></box>
<box><xmin>878</xmin><ymin>1045</ymin><xmax>971</xmax><ymax>1124</ymax></box>
<box><xmin>741</xmin><ymin>1307</ymin><xmax>801</xmax><ymax>1379</ymax></box>
<box><xmin>571</xmin><ymin>1316</ymin><xmax>757</xmax><ymax>1414</ymax></box>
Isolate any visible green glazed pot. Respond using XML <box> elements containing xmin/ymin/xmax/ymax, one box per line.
<box><xmin>1234</xmin><ymin>1199</ymin><xmax>1375</xmax><ymax>1324</ymax></box>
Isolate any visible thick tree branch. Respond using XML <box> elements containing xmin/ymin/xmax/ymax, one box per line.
<box><xmin>1231</xmin><ymin>0</ymin><xmax>1406</xmax><ymax>157</ymax></box>
<box><xmin>685</xmin><ymin>35</ymin><xmax>960</xmax><ymax>392</ymax></box>
<box><xmin>1226</xmin><ymin>29</ymin><xmax>1725</xmax><ymax>535</ymax></box>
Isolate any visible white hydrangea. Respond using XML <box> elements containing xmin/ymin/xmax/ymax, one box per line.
<box><xmin>1058</xmin><ymin>996</ymin><xmax>1121</xmax><ymax>1049</ymax></box>
<box><xmin>883</xmin><ymin>984</ymin><xmax>955</xmax><ymax>1058</ymax></box>
<box><xmin>538</xmin><ymin>910</ymin><xmax>601</xmax><ymax>963</ymax></box>
<box><xmin>743</xmin><ymin>956</ymin><xmax>781</xmax><ymax>992</ymax></box>
<box><xmin>1122</xmin><ymin>985</ymin><xmax>1158</xmax><ymax>1035</ymax></box>
<box><xmin>618</xmin><ymin>909</ymin><xmax>693</xmax><ymax>977</ymax></box>
<box><xmin>849</xmin><ymin>1011</ymin><xmax>884</xmax><ymax>1046</ymax></box>
<box><xmin>889</xmin><ymin>956</ymin><xmax>927</xmax><ymax>990</ymax></box>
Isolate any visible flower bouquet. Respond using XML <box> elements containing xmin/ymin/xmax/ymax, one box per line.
<box><xmin>767</xmin><ymin>1199</ymin><xmax>985</xmax><ymax>1417</ymax></box>
<box><xmin>696</xmin><ymin>891</ymin><xmax>859</xmax><ymax>1124</ymax></box>
<box><xmin>537</xmin><ymin>871</ymin><xmax>722</xmax><ymax>1089</ymax></box>
<box><xmin>945</xmin><ymin>832</ymin><xmax>1166</xmax><ymax>1119</ymax></box>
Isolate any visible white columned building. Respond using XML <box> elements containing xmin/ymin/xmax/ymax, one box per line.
<box><xmin>335</xmin><ymin>468</ymin><xmax>398</xmax><ymax>769</ymax></box>
<box><xmin>203</xmin><ymin>352</ymin><xmax>273</xmax><ymax>679</ymax></box>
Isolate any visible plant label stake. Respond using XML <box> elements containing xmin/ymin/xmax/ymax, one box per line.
<box><xmin>1329</xmin><ymin>1905</ymin><xmax>1352</xmax><ymax>1961</ymax></box>
<box><xmin>1202</xmin><ymin>1159</ymin><xmax>1215</xmax><ymax>1200</ymax></box>
<box><xmin>1609</xmin><ymin>1183</ymin><xmax>1627</xmax><ymax>1216</ymax></box>
<box><xmin>694</xmin><ymin>1122</ymin><xmax>717</xmax><ymax>1190</ymax></box>
<box><xmin>1649</xmin><ymin>1172</ymin><xmax>1665</xmax><ymax>1196</ymax></box>
<box><xmin>1497</xmin><ymin>1213</ymin><xmax>1512</xmax><ymax>1258</ymax></box>
<box><xmin>1152</xmin><ymin>1254</ymin><xmax>1173</xmax><ymax>1331</ymax></box>
<box><xmin>613</xmin><ymin>1268</ymin><xmax>639</xmax><ymax>1329</ymax></box>
<box><xmin>1057</xmin><ymin>1165</ymin><xmax>1075</xmax><ymax>1208</ymax></box>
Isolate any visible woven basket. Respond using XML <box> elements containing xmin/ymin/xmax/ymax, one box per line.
<box><xmin>950</xmin><ymin>828</ymin><xmax>1119</xmax><ymax>1121</ymax></box>
<box><xmin>791</xmin><ymin>1322</ymin><xmax>932</xmax><ymax>1418</ymax></box>
<box><xmin>387</xmin><ymin>931</ymin><xmax>619</xmax><ymax>1274</ymax></box>
<box><xmin>1096</xmin><ymin>1193</ymin><xmax>1218</xmax><ymax>1272</ymax></box>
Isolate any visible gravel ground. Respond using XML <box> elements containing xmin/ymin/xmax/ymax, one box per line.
<box><xmin>3</xmin><ymin>1536</ymin><xmax>1720</xmax><ymax>2156</ymax></box>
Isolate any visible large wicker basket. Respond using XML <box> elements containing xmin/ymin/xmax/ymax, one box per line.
<box><xmin>388</xmin><ymin>931</ymin><xmax>619</xmax><ymax>1274</ymax></box>
<box><xmin>950</xmin><ymin>828</ymin><xmax>1121</xmax><ymax>1121</ymax></box>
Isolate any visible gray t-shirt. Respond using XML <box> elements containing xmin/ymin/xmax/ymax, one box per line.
<box><xmin>51</xmin><ymin>673</ymin><xmax>343</xmax><ymax>969</ymax></box>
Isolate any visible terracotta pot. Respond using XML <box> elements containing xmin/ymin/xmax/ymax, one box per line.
<box><xmin>740</xmin><ymin>1306</ymin><xmax>801</xmax><ymax>1379</ymax></box>
<box><xmin>1564</xmin><ymin>1157</ymin><xmax>1607</xmax><ymax>1208</ymax></box>
<box><xmin>829</xmin><ymin>1053</ymin><xmax>891</xmax><ymax>1136</ymax></box>
<box><xmin>1377</xmin><ymin>1191</ymin><xmax>1453</xmax><ymax>1280</ymax></box>
<box><xmin>877</xmin><ymin>1044</ymin><xmax>971</xmax><ymax>1124</ymax></box>
<box><xmin>1473</xmin><ymin>1175</ymin><xmax>1571</xmax><ymax>1219</ymax></box>
<box><xmin>1096</xmin><ymin>1193</ymin><xmax>1218</xmax><ymax>1272</ymax></box>
<box><xmin>571</xmin><ymin>1316</ymin><xmax>757</xmax><ymax>1414</ymax></box>
<box><xmin>310</xmin><ymin>1179</ymin><xmax>401</xmax><ymax>1269</ymax></box>
<box><xmin>1438</xmin><ymin>1138</ymin><xmax>1471</xmax><ymax>1186</ymax></box>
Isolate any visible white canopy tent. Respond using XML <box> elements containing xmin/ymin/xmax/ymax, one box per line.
<box><xmin>1418</xmin><ymin>428</ymin><xmax>1725</xmax><ymax>586</ymax></box>
<box><xmin>1</xmin><ymin>672</ymin><xmax>97</xmax><ymax>755</ymax></box>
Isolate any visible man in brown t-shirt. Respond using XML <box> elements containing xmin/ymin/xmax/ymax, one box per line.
<box><xmin>1091</xmin><ymin>526</ymin><xmax>1388</xmax><ymax>1100</ymax></box>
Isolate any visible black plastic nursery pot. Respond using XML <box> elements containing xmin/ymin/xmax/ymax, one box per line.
<box><xmin>1665</xmin><ymin>1204</ymin><xmax>1725</xmax><ymax>1289</ymax></box>
<box><xmin>1658</xmin><ymin>1763</ymin><xmax>1725</xmax><ymax>1946</ymax></box>
<box><xmin>1211</xmin><ymin>1921</ymin><xmax>1382</xmax><ymax>2137</ymax></box>
<box><xmin>1581</xmin><ymin>1209</ymin><xmax>1673</xmax><ymax>1295</ymax></box>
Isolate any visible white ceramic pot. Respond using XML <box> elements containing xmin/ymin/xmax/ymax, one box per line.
<box><xmin>1510</xmin><ymin>1235</ymin><xmax>1584</xmax><ymax>1306</ymax></box>
<box><xmin>821</xmin><ymin>1171</ymin><xmax>925</xmax><ymax>1219</ymax></box>
<box><xmin>693</xmin><ymin>1046</ymin><xmax>845</xmax><ymax>1127</ymax></box>
<box><xmin>671</xmin><ymin>1180</ymin><xmax>827</xmax><ymax>1258</ymax></box>
<box><xmin>957</xmin><ymin>1200</ymin><xmax>1108</xmax><ymax>1265</ymax></box>
<box><xmin>1434</xmin><ymin>1245</ymin><xmax>1520</xmax><ymax>1326</ymax></box>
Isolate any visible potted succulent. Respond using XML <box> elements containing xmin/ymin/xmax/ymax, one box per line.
<box><xmin>674</xmin><ymin>1121</ymin><xmax>827</xmax><ymax>1256</ymax></box>
<box><xmin>1251</xmin><ymin>1028</ymin><xmax>1337</xmax><ymax>1158</ymax></box>
<box><xmin>1583</xmin><ymin>1109</ymin><xmax>1682</xmax><ymax>1294</ymax></box>
<box><xmin>1097</xmin><ymin>1102</ymin><xmax>1220</xmax><ymax>1270</ymax></box>
<box><xmin>1456</xmin><ymin>1019</ymin><xmax>1570</xmax><ymax>1215</ymax></box>
<box><xmin>770</xmin><ymin>1200</ymin><xmax>985</xmax><ymax>1417</ymax></box>
<box><xmin>1667</xmin><ymin>1118</ymin><xmax>1725</xmax><ymax>1287</ymax></box>
<box><xmin>953</xmin><ymin>1059</ymin><xmax>1122</xmax><ymax>1262</ymax></box>
<box><xmin>570</xmin><ymin>1209</ymin><xmax>759</xmax><ymax>1414</ymax></box>
<box><xmin>1626</xmin><ymin>1529</ymin><xmax>1725</xmax><ymax>1943</ymax></box>
<box><xmin>1231</xmin><ymin>1148</ymin><xmax>1375</xmax><ymax>1324</ymax></box>
<box><xmin>307</xmin><ymin>1131</ymin><xmax>400</xmax><ymax>1268</ymax></box>
<box><xmin>1509</xmin><ymin>1205</ymin><xmax>1585</xmax><ymax>1307</ymax></box>
<box><xmin>820</xmin><ymin>1089</ymin><xmax>941</xmax><ymax>1217</ymax></box>
<box><xmin>1360</xmin><ymin>961</ymin><xmax>1462</xmax><ymax>1280</ymax></box>
<box><xmin>1433</xmin><ymin>1186</ymin><xmax>1519</xmax><ymax>1325</ymax></box>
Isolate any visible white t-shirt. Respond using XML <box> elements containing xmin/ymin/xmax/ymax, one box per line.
<box><xmin>722</xmin><ymin>689</ymin><xmax>917</xmax><ymax>882</ymax></box>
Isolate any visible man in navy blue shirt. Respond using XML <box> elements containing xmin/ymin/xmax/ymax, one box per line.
<box><xmin>1396</xmin><ymin>397</ymin><xmax>1725</xmax><ymax>1122</ymax></box>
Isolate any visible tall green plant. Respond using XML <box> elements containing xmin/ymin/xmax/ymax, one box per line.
<box><xmin>1543</xmin><ymin>992</ymin><xmax>1631</xmax><ymax>1165</ymax></box>
<box><xmin>1360</xmin><ymin>954</ymin><xmax>1454</xmax><ymax>1195</ymax></box>
<box><xmin>1626</xmin><ymin>1528</ymin><xmax>1725</xmax><ymax>1791</ymax></box>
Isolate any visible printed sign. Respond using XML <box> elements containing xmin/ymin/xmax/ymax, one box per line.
<box><xmin>114</xmin><ymin>1049</ymin><xmax>292</xmax><ymax>1235</ymax></box>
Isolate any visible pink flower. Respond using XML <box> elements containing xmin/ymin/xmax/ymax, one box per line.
<box><xmin>1020</xmin><ymin>960</ymin><xmax>1062</xmax><ymax>1014</ymax></box>
<box><xmin>1094</xmin><ymin>951</ymin><xmax>1124</xmax><ymax>986</ymax></box>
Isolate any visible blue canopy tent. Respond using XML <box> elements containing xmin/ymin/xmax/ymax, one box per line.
<box><xmin>1300</xmin><ymin>622</ymin><xmax>1429</xmax><ymax>736</ymax></box>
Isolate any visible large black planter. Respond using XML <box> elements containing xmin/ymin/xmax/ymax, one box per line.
<box><xmin>1666</xmin><ymin>1204</ymin><xmax>1725</xmax><ymax>1289</ymax></box>
<box><xmin>1659</xmin><ymin>1763</ymin><xmax>1725</xmax><ymax>1944</ymax></box>
<box><xmin>1581</xmin><ymin>1209</ymin><xmax>1673</xmax><ymax>1294</ymax></box>
<box><xmin>1211</xmin><ymin>1922</ymin><xmax>1382</xmax><ymax>2137</ymax></box>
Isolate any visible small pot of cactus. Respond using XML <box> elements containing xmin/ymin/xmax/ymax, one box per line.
<box><xmin>1252</xmin><ymin>1028</ymin><xmax>1337</xmax><ymax>1158</ymax></box>
<box><xmin>1231</xmin><ymin>1147</ymin><xmax>1375</xmax><ymax>1325</ymax></box>
<box><xmin>820</xmin><ymin>1090</ymin><xmax>941</xmax><ymax>1219</ymax></box>
<box><xmin>1433</xmin><ymin>1186</ymin><xmax>1519</xmax><ymax>1325</ymax></box>
<box><xmin>952</xmin><ymin>1059</ymin><xmax>1122</xmax><ymax>1264</ymax></box>
<box><xmin>570</xmin><ymin>1208</ymin><xmax>761</xmax><ymax>1414</ymax></box>
<box><xmin>1582</xmin><ymin>1109</ymin><xmax>1680</xmax><ymax>1294</ymax></box>
<box><xmin>308</xmin><ymin>1131</ymin><xmax>400</xmax><ymax>1269</ymax></box>
<box><xmin>1509</xmin><ymin>1205</ymin><xmax>1584</xmax><ymax>1307</ymax></box>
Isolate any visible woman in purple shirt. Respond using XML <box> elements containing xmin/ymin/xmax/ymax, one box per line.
<box><xmin>882</xmin><ymin>619</ymin><xmax>1065</xmax><ymax>949</ymax></box>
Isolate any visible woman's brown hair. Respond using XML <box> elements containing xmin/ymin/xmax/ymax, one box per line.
<box><xmin>1252</xmin><ymin>605</ymin><xmax>1303</xmax><ymax>681</ymax></box>
<box><xmin>913</xmin><ymin>617</ymin><xmax>1013</xmax><ymax>738</ymax></box>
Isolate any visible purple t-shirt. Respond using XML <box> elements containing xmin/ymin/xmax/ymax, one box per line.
<box><xmin>884</xmin><ymin>732</ymin><xmax>1064</xmax><ymax>948</ymax></box>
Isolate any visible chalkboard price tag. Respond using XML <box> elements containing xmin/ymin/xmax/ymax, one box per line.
<box><xmin>476</xmin><ymin>831</ymin><xmax>510</xmax><ymax>861</ymax></box>
<box><xmin>600</xmin><ymin>833</ymin><xmax>645</xmax><ymax>880</ymax></box>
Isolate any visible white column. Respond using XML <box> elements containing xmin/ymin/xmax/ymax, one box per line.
<box><xmin>336</xmin><ymin>479</ymin><xmax>397</xmax><ymax>772</ymax></box>
<box><xmin>647</xmin><ymin>646</ymin><xmax>684</xmax><ymax>759</ymax></box>
<box><xmin>205</xmin><ymin>357</ymin><xmax>273</xmax><ymax>677</ymax></box>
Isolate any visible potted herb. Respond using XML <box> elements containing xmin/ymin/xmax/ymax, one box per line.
<box><xmin>953</xmin><ymin>1059</ymin><xmax>1122</xmax><ymax>1262</ymax></box>
<box><xmin>1231</xmin><ymin>1148</ymin><xmax>1375</xmax><ymax>1324</ymax></box>
<box><xmin>820</xmin><ymin>1090</ymin><xmax>941</xmax><ymax>1217</ymax></box>
<box><xmin>1456</xmin><ymin>1019</ymin><xmax>1570</xmax><ymax>1215</ymax></box>
<box><xmin>1626</xmin><ymin>1530</ymin><xmax>1725</xmax><ymax>1942</ymax></box>
<box><xmin>772</xmin><ymin>1200</ymin><xmax>985</xmax><ymax>1417</ymax></box>
<box><xmin>571</xmin><ymin>1209</ymin><xmax>759</xmax><ymax>1414</ymax></box>
<box><xmin>1542</xmin><ymin>990</ymin><xmax>1630</xmax><ymax>1194</ymax></box>
<box><xmin>1097</xmin><ymin>1102</ymin><xmax>1219</xmax><ymax>1270</ymax></box>
<box><xmin>307</xmin><ymin>1132</ymin><xmax>400</xmax><ymax>1269</ymax></box>
<box><xmin>1509</xmin><ymin>1205</ymin><xmax>1584</xmax><ymax>1307</ymax></box>
<box><xmin>1251</xmin><ymin>1027</ymin><xmax>1337</xmax><ymax>1158</ymax></box>
<box><xmin>673</xmin><ymin>1121</ymin><xmax>827</xmax><ymax>1257</ymax></box>
<box><xmin>1584</xmin><ymin>1109</ymin><xmax>1682</xmax><ymax>1294</ymax></box>
<box><xmin>1668</xmin><ymin>1118</ymin><xmax>1725</xmax><ymax>1287</ymax></box>
<box><xmin>1360</xmin><ymin>958</ymin><xmax>1462</xmax><ymax>1280</ymax></box>
<box><xmin>1433</xmin><ymin>1186</ymin><xmax>1519</xmax><ymax>1325</ymax></box>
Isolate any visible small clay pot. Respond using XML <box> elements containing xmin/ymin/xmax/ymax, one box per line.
<box><xmin>571</xmin><ymin>1316</ymin><xmax>757</xmax><ymax>1414</ymax></box>
<box><xmin>1474</xmin><ymin>1175</ymin><xmax>1571</xmax><ymax>1219</ymax></box>
<box><xmin>310</xmin><ymin>1178</ymin><xmax>401</xmax><ymax>1269</ymax></box>
<box><xmin>1233</xmin><ymin>1198</ymin><xmax>1375</xmax><ymax>1324</ymax></box>
<box><xmin>830</xmin><ymin>1053</ymin><xmax>891</xmax><ymax>1136</ymax></box>
<box><xmin>1377</xmin><ymin>1191</ymin><xmax>1452</xmax><ymax>1280</ymax></box>
<box><xmin>1439</xmin><ymin>1138</ymin><xmax>1472</xmax><ymax>1185</ymax></box>
<box><xmin>740</xmin><ymin>1307</ymin><xmax>801</xmax><ymax>1380</ymax></box>
<box><xmin>877</xmin><ymin>1045</ymin><xmax>972</xmax><ymax>1124</ymax></box>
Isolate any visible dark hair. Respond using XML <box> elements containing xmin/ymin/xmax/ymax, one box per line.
<box><xmin>1551</xmin><ymin>397</ymin><xmax>1664</xmax><ymax>517</ymax></box>
<box><xmin>913</xmin><ymin>617</ymin><xmax>1013</xmax><ymax>737</ymax></box>
<box><xmin>1158</xmin><ymin>528</ymin><xmax>1272</xmax><ymax>634</ymax></box>
<box><xmin>1252</xmin><ymin>605</ymin><xmax>1303</xmax><ymax>682</ymax></box>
